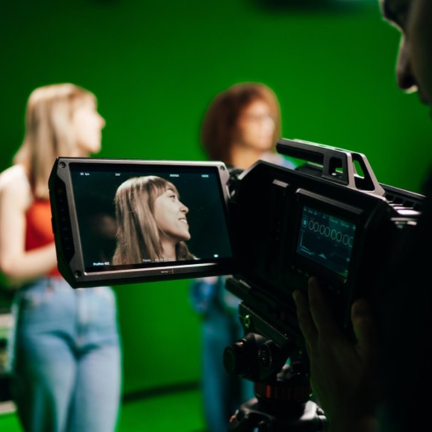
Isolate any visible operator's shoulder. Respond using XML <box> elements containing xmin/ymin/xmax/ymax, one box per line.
<box><xmin>0</xmin><ymin>165</ymin><xmax>31</xmax><ymax>201</ymax></box>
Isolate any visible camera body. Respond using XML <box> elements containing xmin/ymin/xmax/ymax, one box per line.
<box><xmin>225</xmin><ymin>139</ymin><xmax>424</xmax><ymax>346</ymax></box>
<box><xmin>222</xmin><ymin>139</ymin><xmax>424</xmax><ymax>384</ymax></box>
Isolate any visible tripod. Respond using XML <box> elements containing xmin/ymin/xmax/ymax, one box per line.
<box><xmin>223</xmin><ymin>277</ymin><xmax>327</xmax><ymax>431</ymax></box>
<box><xmin>224</xmin><ymin>328</ymin><xmax>326</xmax><ymax>431</ymax></box>
<box><xmin>227</xmin><ymin>362</ymin><xmax>326</xmax><ymax>431</ymax></box>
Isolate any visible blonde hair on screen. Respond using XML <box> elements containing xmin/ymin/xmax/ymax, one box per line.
<box><xmin>112</xmin><ymin>176</ymin><xmax>194</xmax><ymax>264</ymax></box>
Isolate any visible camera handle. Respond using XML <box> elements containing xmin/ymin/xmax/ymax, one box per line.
<box><xmin>276</xmin><ymin>138</ymin><xmax>386</xmax><ymax>197</ymax></box>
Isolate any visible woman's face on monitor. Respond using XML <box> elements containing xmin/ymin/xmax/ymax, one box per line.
<box><xmin>153</xmin><ymin>188</ymin><xmax>191</xmax><ymax>242</ymax></box>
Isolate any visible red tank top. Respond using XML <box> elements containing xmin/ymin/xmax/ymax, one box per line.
<box><xmin>25</xmin><ymin>199</ymin><xmax>61</xmax><ymax>277</ymax></box>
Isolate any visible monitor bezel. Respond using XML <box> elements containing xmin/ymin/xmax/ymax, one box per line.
<box><xmin>49</xmin><ymin>157</ymin><xmax>237</xmax><ymax>288</ymax></box>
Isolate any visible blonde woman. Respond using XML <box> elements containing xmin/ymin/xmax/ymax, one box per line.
<box><xmin>0</xmin><ymin>84</ymin><xmax>121</xmax><ymax>432</ymax></box>
<box><xmin>112</xmin><ymin>175</ymin><xmax>194</xmax><ymax>264</ymax></box>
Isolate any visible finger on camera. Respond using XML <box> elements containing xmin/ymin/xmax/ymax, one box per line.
<box><xmin>351</xmin><ymin>299</ymin><xmax>379</xmax><ymax>354</ymax></box>
<box><xmin>293</xmin><ymin>290</ymin><xmax>317</xmax><ymax>343</ymax></box>
<box><xmin>308</xmin><ymin>277</ymin><xmax>339</xmax><ymax>337</ymax></box>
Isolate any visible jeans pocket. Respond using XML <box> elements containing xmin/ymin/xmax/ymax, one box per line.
<box><xmin>17</xmin><ymin>280</ymin><xmax>59</xmax><ymax>321</ymax></box>
<box><xmin>15</xmin><ymin>283</ymin><xmax>62</xmax><ymax>336</ymax></box>
<box><xmin>19</xmin><ymin>287</ymin><xmax>46</xmax><ymax>311</ymax></box>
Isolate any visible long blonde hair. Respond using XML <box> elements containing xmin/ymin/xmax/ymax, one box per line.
<box><xmin>112</xmin><ymin>176</ymin><xmax>194</xmax><ymax>265</ymax></box>
<box><xmin>14</xmin><ymin>83</ymin><xmax>96</xmax><ymax>199</ymax></box>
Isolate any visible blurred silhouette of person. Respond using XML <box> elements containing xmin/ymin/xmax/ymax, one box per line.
<box><xmin>112</xmin><ymin>175</ymin><xmax>194</xmax><ymax>264</ymax></box>
<box><xmin>293</xmin><ymin>1</ymin><xmax>432</xmax><ymax>431</ymax></box>
<box><xmin>191</xmin><ymin>82</ymin><xmax>296</xmax><ymax>431</ymax></box>
<box><xmin>0</xmin><ymin>84</ymin><xmax>121</xmax><ymax>432</ymax></box>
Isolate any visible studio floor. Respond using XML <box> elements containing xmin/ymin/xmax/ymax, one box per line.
<box><xmin>0</xmin><ymin>388</ymin><xmax>207</xmax><ymax>432</ymax></box>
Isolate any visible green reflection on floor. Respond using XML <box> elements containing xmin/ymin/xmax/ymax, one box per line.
<box><xmin>0</xmin><ymin>389</ymin><xmax>206</xmax><ymax>432</ymax></box>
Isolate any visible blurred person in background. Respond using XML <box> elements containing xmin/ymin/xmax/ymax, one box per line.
<box><xmin>0</xmin><ymin>83</ymin><xmax>121</xmax><ymax>432</ymax></box>
<box><xmin>191</xmin><ymin>82</ymin><xmax>296</xmax><ymax>431</ymax></box>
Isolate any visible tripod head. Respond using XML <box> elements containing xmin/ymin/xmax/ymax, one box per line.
<box><xmin>223</xmin><ymin>277</ymin><xmax>327</xmax><ymax>431</ymax></box>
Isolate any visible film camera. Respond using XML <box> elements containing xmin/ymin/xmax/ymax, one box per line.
<box><xmin>49</xmin><ymin>138</ymin><xmax>425</xmax><ymax>430</ymax></box>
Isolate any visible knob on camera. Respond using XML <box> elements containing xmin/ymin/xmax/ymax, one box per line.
<box><xmin>224</xmin><ymin>333</ymin><xmax>286</xmax><ymax>382</ymax></box>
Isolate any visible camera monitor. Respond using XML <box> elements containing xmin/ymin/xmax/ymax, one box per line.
<box><xmin>49</xmin><ymin>158</ymin><xmax>235</xmax><ymax>287</ymax></box>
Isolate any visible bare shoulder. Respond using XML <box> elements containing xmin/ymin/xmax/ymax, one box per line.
<box><xmin>0</xmin><ymin>165</ymin><xmax>31</xmax><ymax>208</ymax></box>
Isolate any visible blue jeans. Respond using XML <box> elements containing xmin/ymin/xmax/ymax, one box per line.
<box><xmin>202</xmin><ymin>307</ymin><xmax>254</xmax><ymax>432</ymax></box>
<box><xmin>10</xmin><ymin>278</ymin><xmax>121</xmax><ymax>432</ymax></box>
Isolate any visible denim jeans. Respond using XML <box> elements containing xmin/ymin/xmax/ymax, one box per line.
<box><xmin>10</xmin><ymin>278</ymin><xmax>121</xmax><ymax>432</ymax></box>
<box><xmin>201</xmin><ymin>306</ymin><xmax>254</xmax><ymax>432</ymax></box>
<box><xmin>191</xmin><ymin>277</ymin><xmax>254</xmax><ymax>431</ymax></box>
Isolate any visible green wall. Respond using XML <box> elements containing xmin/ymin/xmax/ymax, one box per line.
<box><xmin>1</xmin><ymin>0</ymin><xmax>432</xmax><ymax>395</ymax></box>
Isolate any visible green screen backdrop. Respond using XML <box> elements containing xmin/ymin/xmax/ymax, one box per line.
<box><xmin>1</xmin><ymin>0</ymin><xmax>431</xmax><ymax>395</ymax></box>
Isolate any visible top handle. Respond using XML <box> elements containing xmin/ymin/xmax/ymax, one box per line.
<box><xmin>276</xmin><ymin>138</ymin><xmax>385</xmax><ymax>197</ymax></box>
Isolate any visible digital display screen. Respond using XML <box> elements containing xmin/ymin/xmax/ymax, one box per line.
<box><xmin>297</xmin><ymin>205</ymin><xmax>356</xmax><ymax>278</ymax></box>
<box><xmin>69</xmin><ymin>163</ymin><xmax>233</xmax><ymax>272</ymax></box>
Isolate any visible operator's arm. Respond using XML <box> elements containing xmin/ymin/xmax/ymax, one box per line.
<box><xmin>293</xmin><ymin>277</ymin><xmax>381</xmax><ymax>432</ymax></box>
<box><xmin>0</xmin><ymin>166</ymin><xmax>57</xmax><ymax>287</ymax></box>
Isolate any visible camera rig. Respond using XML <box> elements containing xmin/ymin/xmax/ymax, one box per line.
<box><xmin>222</xmin><ymin>138</ymin><xmax>425</xmax><ymax>430</ymax></box>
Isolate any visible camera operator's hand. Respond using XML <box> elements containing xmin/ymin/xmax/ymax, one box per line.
<box><xmin>293</xmin><ymin>277</ymin><xmax>381</xmax><ymax>432</ymax></box>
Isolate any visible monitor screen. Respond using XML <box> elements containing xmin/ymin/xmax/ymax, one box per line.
<box><xmin>296</xmin><ymin>205</ymin><xmax>356</xmax><ymax>278</ymax></box>
<box><xmin>66</xmin><ymin>161</ymin><xmax>233</xmax><ymax>274</ymax></box>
